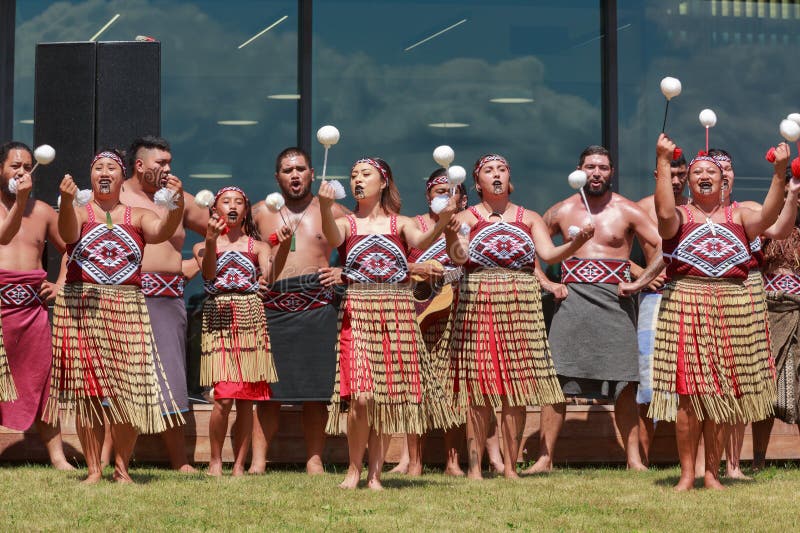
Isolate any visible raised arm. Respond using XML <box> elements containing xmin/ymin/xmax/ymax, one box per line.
<box><xmin>140</xmin><ymin>176</ymin><xmax>186</xmax><ymax>244</ymax></box>
<box><xmin>401</xmin><ymin>197</ymin><xmax>457</xmax><ymax>250</ymax></box>
<box><xmin>763</xmin><ymin>177</ymin><xmax>800</xmax><ymax>240</ymax></box>
<box><xmin>0</xmin><ymin>172</ymin><xmax>31</xmax><ymax>244</ymax></box>
<box><xmin>265</xmin><ymin>226</ymin><xmax>293</xmax><ymax>284</ymax></box>
<box><xmin>529</xmin><ymin>210</ymin><xmax>593</xmax><ymax>263</ymax></box>
<box><xmin>445</xmin><ymin>214</ymin><xmax>469</xmax><ymax>266</ymax></box>
<box><xmin>197</xmin><ymin>214</ymin><xmax>226</xmax><ymax>280</ymax></box>
<box><xmin>57</xmin><ymin>174</ymin><xmax>82</xmax><ymax>245</ymax></box>
<box><xmin>742</xmin><ymin>143</ymin><xmax>791</xmax><ymax>239</ymax></box>
<box><xmin>654</xmin><ymin>134</ymin><xmax>681</xmax><ymax>240</ymax></box>
<box><xmin>182</xmin><ymin>191</ymin><xmax>209</xmax><ymax>237</ymax></box>
<box><xmin>318</xmin><ymin>181</ymin><xmax>348</xmax><ymax>248</ymax></box>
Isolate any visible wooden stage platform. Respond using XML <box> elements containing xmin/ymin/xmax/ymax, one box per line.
<box><xmin>2</xmin><ymin>402</ymin><xmax>798</xmax><ymax>467</ymax></box>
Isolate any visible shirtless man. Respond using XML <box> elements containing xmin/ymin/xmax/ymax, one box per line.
<box><xmin>634</xmin><ymin>154</ymin><xmax>688</xmax><ymax>464</ymax></box>
<box><xmin>251</xmin><ymin>147</ymin><xmax>349</xmax><ymax>475</ymax></box>
<box><xmin>118</xmin><ymin>135</ymin><xmax>208</xmax><ymax>472</ymax></box>
<box><xmin>524</xmin><ymin>145</ymin><xmax>662</xmax><ymax>473</ymax></box>
<box><xmin>0</xmin><ymin>141</ymin><xmax>73</xmax><ymax>470</ymax></box>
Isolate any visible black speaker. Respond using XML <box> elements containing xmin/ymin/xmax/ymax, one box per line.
<box><xmin>96</xmin><ymin>41</ymin><xmax>160</xmax><ymax>155</ymax></box>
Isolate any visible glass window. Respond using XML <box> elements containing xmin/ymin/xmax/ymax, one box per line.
<box><xmin>618</xmin><ymin>0</ymin><xmax>800</xmax><ymax>203</ymax></box>
<box><xmin>311</xmin><ymin>0</ymin><xmax>603</xmax><ymax>217</ymax></box>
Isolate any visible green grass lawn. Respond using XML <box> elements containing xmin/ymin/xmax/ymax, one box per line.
<box><xmin>0</xmin><ymin>464</ymin><xmax>798</xmax><ymax>531</ymax></box>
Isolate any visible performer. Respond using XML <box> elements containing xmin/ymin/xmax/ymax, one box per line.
<box><xmin>116</xmin><ymin>135</ymin><xmax>208</xmax><ymax>472</ymax></box>
<box><xmin>48</xmin><ymin>149</ymin><xmax>185</xmax><ymax>483</ymax></box>
<box><xmin>194</xmin><ymin>186</ymin><xmax>290</xmax><ymax>476</ymax></box>
<box><xmin>752</xmin><ymin>176</ymin><xmax>800</xmax><ymax>468</ymax></box>
<box><xmin>251</xmin><ymin>147</ymin><xmax>349</xmax><ymax>475</ymax></box>
<box><xmin>0</xmin><ymin>141</ymin><xmax>72</xmax><ymax>469</ymax></box>
<box><xmin>446</xmin><ymin>154</ymin><xmax>594</xmax><ymax>480</ymax></box>
<box><xmin>532</xmin><ymin>146</ymin><xmax>662</xmax><ymax>473</ymax></box>
<box><xmin>648</xmin><ymin>134</ymin><xmax>787</xmax><ymax>491</ymax></box>
<box><xmin>633</xmin><ymin>152</ymin><xmax>688</xmax><ymax>464</ymax></box>
<box><xmin>319</xmin><ymin>157</ymin><xmax>458</xmax><ymax>490</ymax></box>
<box><xmin>390</xmin><ymin>169</ymin><xmax>474</xmax><ymax>477</ymax></box>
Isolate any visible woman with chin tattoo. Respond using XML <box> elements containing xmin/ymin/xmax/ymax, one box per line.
<box><xmin>319</xmin><ymin>157</ymin><xmax>459</xmax><ymax>490</ymax></box>
<box><xmin>444</xmin><ymin>153</ymin><xmax>594</xmax><ymax>480</ymax></box>
<box><xmin>48</xmin><ymin>149</ymin><xmax>186</xmax><ymax>483</ymax></box>
<box><xmin>644</xmin><ymin>135</ymin><xmax>789</xmax><ymax>491</ymax></box>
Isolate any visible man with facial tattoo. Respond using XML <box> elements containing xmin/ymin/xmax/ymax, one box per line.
<box><xmin>250</xmin><ymin>147</ymin><xmax>350</xmax><ymax>475</ymax></box>
<box><xmin>117</xmin><ymin>136</ymin><xmax>208</xmax><ymax>472</ymax></box>
<box><xmin>525</xmin><ymin>145</ymin><xmax>663</xmax><ymax>473</ymax></box>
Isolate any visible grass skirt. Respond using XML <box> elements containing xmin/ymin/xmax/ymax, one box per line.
<box><xmin>326</xmin><ymin>284</ymin><xmax>457</xmax><ymax>435</ymax></box>
<box><xmin>0</xmin><ymin>319</ymin><xmax>15</xmax><ymax>402</ymax></box>
<box><xmin>446</xmin><ymin>269</ymin><xmax>564</xmax><ymax>410</ymax></box>
<box><xmin>45</xmin><ymin>283</ymin><xmax>182</xmax><ymax>434</ymax></box>
<box><xmin>649</xmin><ymin>276</ymin><xmax>776</xmax><ymax>423</ymax></box>
<box><xmin>201</xmin><ymin>292</ymin><xmax>276</xmax><ymax>386</ymax></box>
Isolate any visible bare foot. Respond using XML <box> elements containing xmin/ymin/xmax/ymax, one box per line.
<box><xmin>490</xmin><ymin>460</ymin><xmax>505</xmax><ymax>475</ymax></box>
<box><xmin>504</xmin><ymin>469</ymin><xmax>520</xmax><ymax>480</ymax></box>
<box><xmin>725</xmin><ymin>468</ymin><xmax>751</xmax><ymax>480</ymax></box>
<box><xmin>81</xmin><ymin>472</ymin><xmax>103</xmax><ymax>485</ymax></box>
<box><xmin>444</xmin><ymin>464</ymin><xmax>465</xmax><ymax>477</ymax></box>
<box><xmin>704</xmin><ymin>473</ymin><xmax>725</xmax><ymax>490</ymax></box>
<box><xmin>339</xmin><ymin>467</ymin><xmax>361</xmax><ymax>489</ymax></box>
<box><xmin>521</xmin><ymin>456</ymin><xmax>553</xmax><ymax>475</ymax></box>
<box><xmin>248</xmin><ymin>461</ymin><xmax>266</xmax><ymax>475</ymax></box>
<box><xmin>177</xmin><ymin>464</ymin><xmax>197</xmax><ymax>474</ymax></box>
<box><xmin>388</xmin><ymin>462</ymin><xmax>409</xmax><ymax>474</ymax></box>
<box><xmin>406</xmin><ymin>462</ymin><xmax>423</xmax><ymax>477</ymax></box>
<box><xmin>466</xmin><ymin>468</ymin><xmax>483</xmax><ymax>480</ymax></box>
<box><xmin>366</xmin><ymin>478</ymin><xmax>384</xmax><ymax>491</ymax></box>
<box><xmin>627</xmin><ymin>461</ymin><xmax>649</xmax><ymax>472</ymax></box>
<box><xmin>207</xmin><ymin>461</ymin><xmax>223</xmax><ymax>477</ymax></box>
<box><xmin>306</xmin><ymin>457</ymin><xmax>325</xmax><ymax>475</ymax></box>
<box><xmin>673</xmin><ymin>475</ymin><xmax>695</xmax><ymax>492</ymax></box>
<box><xmin>51</xmin><ymin>459</ymin><xmax>77</xmax><ymax>471</ymax></box>
<box><xmin>112</xmin><ymin>469</ymin><xmax>134</xmax><ymax>484</ymax></box>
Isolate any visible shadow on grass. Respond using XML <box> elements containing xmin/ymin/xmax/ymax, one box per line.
<box><xmin>379</xmin><ymin>476</ymin><xmax>442</xmax><ymax>489</ymax></box>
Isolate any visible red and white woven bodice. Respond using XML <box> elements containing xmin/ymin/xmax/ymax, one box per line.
<box><xmin>465</xmin><ymin>206</ymin><xmax>535</xmax><ymax>272</ymax></box>
<box><xmin>343</xmin><ymin>215</ymin><xmax>409</xmax><ymax>284</ymax></box>
<box><xmin>204</xmin><ymin>238</ymin><xmax>260</xmax><ymax>295</ymax></box>
<box><xmin>407</xmin><ymin>215</ymin><xmax>455</xmax><ymax>269</ymax></box>
<box><xmin>663</xmin><ymin>205</ymin><xmax>750</xmax><ymax>279</ymax></box>
<box><xmin>66</xmin><ymin>206</ymin><xmax>144</xmax><ymax>286</ymax></box>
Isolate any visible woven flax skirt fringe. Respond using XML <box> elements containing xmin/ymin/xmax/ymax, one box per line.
<box><xmin>649</xmin><ymin>276</ymin><xmax>776</xmax><ymax>423</ymax></box>
<box><xmin>766</xmin><ymin>292</ymin><xmax>800</xmax><ymax>423</ymax></box>
<box><xmin>45</xmin><ymin>283</ymin><xmax>182</xmax><ymax>434</ymax></box>
<box><xmin>201</xmin><ymin>292</ymin><xmax>277</xmax><ymax>387</ymax></box>
<box><xmin>326</xmin><ymin>284</ymin><xmax>458</xmax><ymax>436</ymax></box>
<box><xmin>447</xmin><ymin>269</ymin><xmax>564</xmax><ymax>411</ymax></box>
<box><xmin>0</xmin><ymin>311</ymin><xmax>16</xmax><ymax>402</ymax></box>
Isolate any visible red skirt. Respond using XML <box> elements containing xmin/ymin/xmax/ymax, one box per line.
<box><xmin>214</xmin><ymin>381</ymin><xmax>271</xmax><ymax>400</ymax></box>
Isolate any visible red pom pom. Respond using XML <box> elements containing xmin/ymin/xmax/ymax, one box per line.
<box><xmin>268</xmin><ymin>232</ymin><xmax>280</xmax><ymax>246</ymax></box>
<box><xmin>673</xmin><ymin>147</ymin><xmax>682</xmax><ymax>160</ymax></box>
<box><xmin>765</xmin><ymin>147</ymin><xmax>777</xmax><ymax>163</ymax></box>
<box><xmin>696</xmin><ymin>150</ymin><xmax>708</xmax><ymax>157</ymax></box>
<box><xmin>792</xmin><ymin>157</ymin><xmax>800</xmax><ymax>178</ymax></box>
<box><xmin>220</xmin><ymin>225</ymin><xmax>230</xmax><ymax>236</ymax></box>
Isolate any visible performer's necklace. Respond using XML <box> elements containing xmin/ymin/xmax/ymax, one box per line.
<box><xmin>693</xmin><ymin>204</ymin><xmax>721</xmax><ymax>236</ymax></box>
<box><xmin>283</xmin><ymin>199</ymin><xmax>313</xmax><ymax>251</ymax></box>
<box><xmin>94</xmin><ymin>201</ymin><xmax>120</xmax><ymax>229</ymax></box>
<box><xmin>482</xmin><ymin>202</ymin><xmax>506</xmax><ymax>220</ymax></box>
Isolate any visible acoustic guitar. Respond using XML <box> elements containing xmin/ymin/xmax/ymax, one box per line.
<box><xmin>411</xmin><ymin>260</ymin><xmax>463</xmax><ymax>328</ymax></box>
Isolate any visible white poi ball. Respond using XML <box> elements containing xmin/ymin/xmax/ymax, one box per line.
<box><xmin>447</xmin><ymin>165</ymin><xmax>466</xmax><ymax>186</ymax></box>
<box><xmin>699</xmin><ymin>109</ymin><xmax>717</xmax><ymax>128</ymax></box>
<box><xmin>74</xmin><ymin>189</ymin><xmax>92</xmax><ymax>207</ymax></box>
<box><xmin>8</xmin><ymin>178</ymin><xmax>18</xmax><ymax>194</ymax></box>
<box><xmin>328</xmin><ymin>180</ymin><xmax>346</xmax><ymax>200</ymax></box>
<box><xmin>430</xmin><ymin>195</ymin><xmax>449</xmax><ymax>214</ymax></box>
<box><xmin>567</xmin><ymin>225</ymin><xmax>581</xmax><ymax>239</ymax></box>
<box><xmin>433</xmin><ymin>145</ymin><xmax>455</xmax><ymax>168</ymax></box>
<box><xmin>780</xmin><ymin>119</ymin><xmax>800</xmax><ymax>142</ymax></box>
<box><xmin>265</xmin><ymin>192</ymin><xmax>286</xmax><ymax>212</ymax></box>
<box><xmin>568</xmin><ymin>170</ymin><xmax>588</xmax><ymax>190</ymax></box>
<box><xmin>154</xmin><ymin>187</ymin><xmax>179</xmax><ymax>210</ymax></box>
<box><xmin>194</xmin><ymin>189</ymin><xmax>214</xmax><ymax>208</ymax></box>
<box><xmin>660</xmin><ymin>77</ymin><xmax>682</xmax><ymax>100</ymax></box>
<box><xmin>316</xmin><ymin>125</ymin><xmax>340</xmax><ymax>147</ymax></box>
<box><xmin>787</xmin><ymin>113</ymin><xmax>800</xmax><ymax>127</ymax></box>
<box><xmin>33</xmin><ymin>144</ymin><xmax>56</xmax><ymax>165</ymax></box>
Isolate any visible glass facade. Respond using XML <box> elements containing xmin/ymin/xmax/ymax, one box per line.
<box><xmin>7</xmin><ymin>0</ymin><xmax>799</xmax><ymax>236</ymax></box>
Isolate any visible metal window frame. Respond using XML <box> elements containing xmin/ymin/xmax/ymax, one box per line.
<box><xmin>601</xmin><ymin>0</ymin><xmax>619</xmax><ymax>189</ymax></box>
